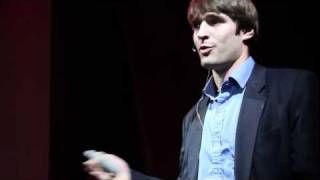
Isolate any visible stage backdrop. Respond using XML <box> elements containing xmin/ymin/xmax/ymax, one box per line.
<box><xmin>0</xmin><ymin>1</ymin><xmax>50</xmax><ymax>180</ymax></box>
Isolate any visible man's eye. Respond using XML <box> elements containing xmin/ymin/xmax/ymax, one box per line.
<box><xmin>204</xmin><ymin>15</ymin><xmax>225</xmax><ymax>26</ymax></box>
<box><xmin>206</xmin><ymin>19</ymin><xmax>218</xmax><ymax>26</ymax></box>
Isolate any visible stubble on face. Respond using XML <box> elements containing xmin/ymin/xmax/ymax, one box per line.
<box><xmin>193</xmin><ymin>13</ymin><xmax>244</xmax><ymax>74</ymax></box>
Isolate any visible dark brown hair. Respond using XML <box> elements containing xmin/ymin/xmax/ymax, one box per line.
<box><xmin>187</xmin><ymin>0</ymin><xmax>259</xmax><ymax>39</ymax></box>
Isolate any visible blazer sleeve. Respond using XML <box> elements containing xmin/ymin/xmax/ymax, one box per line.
<box><xmin>289</xmin><ymin>71</ymin><xmax>320</xmax><ymax>179</ymax></box>
<box><xmin>130</xmin><ymin>169</ymin><xmax>163</xmax><ymax>180</ymax></box>
<box><xmin>177</xmin><ymin>113</ymin><xmax>188</xmax><ymax>180</ymax></box>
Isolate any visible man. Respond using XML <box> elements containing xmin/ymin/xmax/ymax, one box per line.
<box><xmin>84</xmin><ymin>0</ymin><xmax>320</xmax><ymax>179</ymax></box>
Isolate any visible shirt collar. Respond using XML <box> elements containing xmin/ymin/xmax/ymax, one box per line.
<box><xmin>203</xmin><ymin>56</ymin><xmax>255</xmax><ymax>98</ymax></box>
<box><xmin>228</xmin><ymin>56</ymin><xmax>255</xmax><ymax>89</ymax></box>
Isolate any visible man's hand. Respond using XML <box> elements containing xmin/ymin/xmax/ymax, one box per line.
<box><xmin>83</xmin><ymin>152</ymin><xmax>131</xmax><ymax>180</ymax></box>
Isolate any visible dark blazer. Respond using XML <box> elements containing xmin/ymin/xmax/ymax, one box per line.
<box><xmin>178</xmin><ymin>64</ymin><xmax>320</xmax><ymax>180</ymax></box>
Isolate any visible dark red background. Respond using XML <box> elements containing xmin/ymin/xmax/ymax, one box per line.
<box><xmin>0</xmin><ymin>1</ymin><xmax>50</xmax><ymax>180</ymax></box>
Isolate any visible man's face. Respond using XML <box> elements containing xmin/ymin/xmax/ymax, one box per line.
<box><xmin>193</xmin><ymin>12</ymin><xmax>246</xmax><ymax>71</ymax></box>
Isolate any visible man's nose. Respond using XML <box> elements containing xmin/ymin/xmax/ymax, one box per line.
<box><xmin>197</xmin><ymin>21</ymin><xmax>209</xmax><ymax>40</ymax></box>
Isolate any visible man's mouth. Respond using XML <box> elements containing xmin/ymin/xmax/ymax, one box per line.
<box><xmin>199</xmin><ymin>45</ymin><xmax>215</xmax><ymax>55</ymax></box>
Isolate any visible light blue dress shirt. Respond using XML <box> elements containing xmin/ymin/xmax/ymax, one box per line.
<box><xmin>198</xmin><ymin>57</ymin><xmax>255</xmax><ymax>180</ymax></box>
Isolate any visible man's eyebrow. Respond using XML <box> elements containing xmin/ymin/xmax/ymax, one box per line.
<box><xmin>190</xmin><ymin>12</ymin><xmax>226</xmax><ymax>28</ymax></box>
<box><xmin>204</xmin><ymin>13</ymin><xmax>226</xmax><ymax>23</ymax></box>
<box><xmin>204</xmin><ymin>13</ymin><xmax>225</xmax><ymax>20</ymax></box>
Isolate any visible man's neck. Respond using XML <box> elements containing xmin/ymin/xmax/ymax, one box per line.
<box><xmin>212</xmin><ymin>48</ymin><xmax>250</xmax><ymax>91</ymax></box>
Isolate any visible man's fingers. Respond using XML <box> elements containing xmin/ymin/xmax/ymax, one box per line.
<box><xmin>83</xmin><ymin>151</ymin><xmax>131</xmax><ymax>180</ymax></box>
<box><xmin>83</xmin><ymin>159</ymin><xmax>104</xmax><ymax>172</ymax></box>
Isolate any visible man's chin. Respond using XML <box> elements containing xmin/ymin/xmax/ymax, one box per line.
<box><xmin>200</xmin><ymin>61</ymin><xmax>230</xmax><ymax>73</ymax></box>
<box><xmin>200</xmin><ymin>59</ymin><xmax>218</xmax><ymax>70</ymax></box>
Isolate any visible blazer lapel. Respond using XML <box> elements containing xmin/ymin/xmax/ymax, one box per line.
<box><xmin>235</xmin><ymin>65</ymin><xmax>266</xmax><ymax>180</ymax></box>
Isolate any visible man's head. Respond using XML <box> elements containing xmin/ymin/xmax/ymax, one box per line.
<box><xmin>187</xmin><ymin>0</ymin><xmax>258</xmax><ymax>72</ymax></box>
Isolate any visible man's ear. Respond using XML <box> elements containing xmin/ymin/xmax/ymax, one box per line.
<box><xmin>240</xmin><ymin>29</ymin><xmax>255</xmax><ymax>41</ymax></box>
